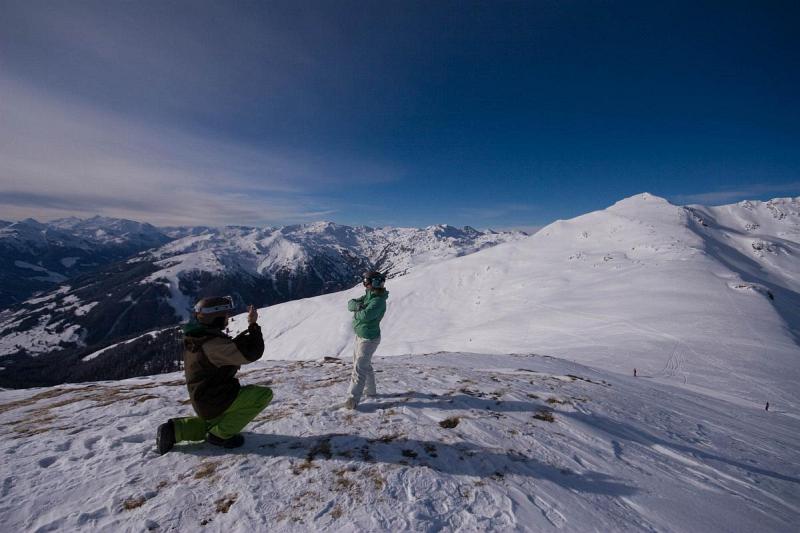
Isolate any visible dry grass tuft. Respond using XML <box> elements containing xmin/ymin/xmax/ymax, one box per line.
<box><xmin>133</xmin><ymin>395</ymin><xmax>159</xmax><ymax>404</ymax></box>
<box><xmin>439</xmin><ymin>417</ymin><xmax>460</xmax><ymax>429</ymax></box>
<box><xmin>122</xmin><ymin>496</ymin><xmax>146</xmax><ymax>511</ymax></box>
<box><xmin>533</xmin><ymin>410</ymin><xmax>555</xmax><ymax>422</ymax></box>
<box><xmin>194</xmin><ymin>461</ymin><xmax>220</xmax><ymax>479</ymax></box>
<box><xmin>215</xmin><ymin>493</ymin><xmax>238</xmax><ymax>513</ymax></box>
<box><xmin>368</xmin><ymin>433</ymin><xmax>403</xmax><ymax>444</ymax></box>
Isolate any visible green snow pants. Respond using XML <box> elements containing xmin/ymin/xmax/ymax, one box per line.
<box><xmin>173</xmin><ymin>385</ymin><xmax>273</xmax><ymax>441</ymax></box>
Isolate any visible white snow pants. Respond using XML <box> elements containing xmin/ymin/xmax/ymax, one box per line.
<box><xmin>347</xmin><ymin>336</ymin><xmax>381</xmax><ymax>404</ymax></box>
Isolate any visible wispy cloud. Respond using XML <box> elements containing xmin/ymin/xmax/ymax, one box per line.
<box><xmin>0</xmin><ymin>76</ymin><xmax>397</xmax><ymax>226</ymax></box>
<box><xmin>672</xmin><ymin>183</ymin><xmax>800</xmax><ymax>206</ymax></box>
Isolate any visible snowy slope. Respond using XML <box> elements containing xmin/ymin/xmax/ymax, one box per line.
<box><xmin>0</xmin><ymin>217</ymin><xmax>170</xmax><ymax>308</ymax></box>
<box><xmin>49</xmin><ymin>216</ymin><xmax>170</xmax><ymax>249</ymax></box>
<box><xmin>229</xmin><ymin>194</ymin><xmax>800</xmax><ymax>410</ymax></box>
<box><xmin>1</xmin><ymin>194</ymin><xmax>798</xmax><ymax>531</ymax></box>
<box><xmin>0</xmin><ymin>352</ymin><xmax>797</xmax><ymax>532</ymax></box>
<box><xmin>138</xmin><ymin>222</ymin><xmax>525</xmax><ymax>319</ymax></box>
<box><xmin>0</xmin><ymin>221</ymin><xmax>521</xmax><ymax>387</ymax></box>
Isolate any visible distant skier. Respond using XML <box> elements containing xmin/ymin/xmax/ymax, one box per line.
<box><xmin>344</xmin><ymin>271</ymin><xmax>389</xmax><ymax>409</ymax></box>
<box><xmin>765</xmin><ymin>402</ymin><xmax>769</xmax><ymax>411</ymax></box>
<box><xmin>633</xmin><ymin>368</ymin><xmax>637</xmax><ymax>377</ymax></box>
<box><xmin>156</xmin><ymin>297</ymin><xmax>272</xmax><ymax>454</ymax></box>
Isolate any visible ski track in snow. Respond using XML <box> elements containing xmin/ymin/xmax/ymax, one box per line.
<box><xmin>0</xmin><ymin>353</ymin><xmax>798</xmax><ymax>532</ymax></box>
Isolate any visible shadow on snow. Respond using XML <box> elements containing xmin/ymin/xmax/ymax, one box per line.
<box><xmin>176</xmin><ymin>430</ymin><xmax>638</xmax><ymax>497</ymax></box>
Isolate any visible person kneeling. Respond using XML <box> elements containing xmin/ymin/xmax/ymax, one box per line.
<box><xmin>156</xmin><ymin>297</ymin><xmax>272</xmax><ymax>454</ymax></box>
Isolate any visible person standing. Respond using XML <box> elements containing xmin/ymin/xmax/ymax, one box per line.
<box><xmin>156</xmin><ymin>297</ymin><xmax>272</xmax><ymax>454</ymax></box>
<box><xmin>344</xmin><ymin>271</ymin><xmax>389</xmax><ymax>409</ymax></box>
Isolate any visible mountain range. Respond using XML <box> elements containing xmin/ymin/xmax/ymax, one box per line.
<box><xmin>0</xmin><ymin>220</ymin><xmax>524</xmax><ymax>387</ymax></box>
<box><xmin>0</xmin><ymin>193</ymin><xmax>798</xmax><ymax>531</ymax></box>
<box><xmin>229</xmin><ymin>193</ymin><xmax>800</xmax><ymax>408</ymax></box>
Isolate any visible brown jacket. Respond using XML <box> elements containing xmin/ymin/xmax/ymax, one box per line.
<box><xmin>183</xmin><ymin>322</ymin><xmax>264</xmax><ymax>419</ymax></box>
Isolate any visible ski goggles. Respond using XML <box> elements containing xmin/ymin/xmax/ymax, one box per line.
<box><xmin>364</xmin><ymin>276</ymin><xmax>385</xmax><ymax>288</ymax></box>
<box><xmin>194</xmin><ymin>296</ymin><xmax>235</xmax><ymax>314</ymax></box>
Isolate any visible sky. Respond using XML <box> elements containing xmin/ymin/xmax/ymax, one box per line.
<box><xmin>0</xmin><ymin>1</ymin><xmax>798</xmax><ymax>230</ymax></box>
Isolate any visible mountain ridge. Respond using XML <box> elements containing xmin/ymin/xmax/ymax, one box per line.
<box><xmin>225</xmin><ymin>192</ymin><xmax>800</xmax><ymax>408</ymax></box>
<box><xmin>0</xmin><ymin>220</ymin><xmax>524</xmax><ymax>387</ymax></box>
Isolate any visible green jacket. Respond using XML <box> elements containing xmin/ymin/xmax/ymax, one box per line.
<box><xmin>182</xmin><ymin>322</ymin><xmax>264</xmax><ymax>419</ymax></box>
<box><xmin>347</xmin><ymin>289</ymin><xmax>389</xmax><ymax>339</ymax></box>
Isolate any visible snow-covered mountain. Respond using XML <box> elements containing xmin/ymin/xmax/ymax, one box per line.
<box><xmin>0</xmin><ymin>217</ymin><xmax>173</xmax><ymax>308</ymax></box>
<box><xmin>137</xmin><ymin>222</ymin><xmax>524</xmax><ymax>320</ymax></box>
<box><xmin>49</xmin><ymin>215</ymin><xmax>170</xmax><ymax>249</ymax></box>
<box><xmin>1</xmin><ymin>194</ymin><xmax>798</xmax><ymax>531</ymax></box>
<box><xmin>0</xmin><ymin>222</ymin><xmax>522</xmax><ymax>387</ymax></box>
<box><xmin>229</xmin><ymin>193</ymin><xmax>800</xmax><ymax>409</ymax></box>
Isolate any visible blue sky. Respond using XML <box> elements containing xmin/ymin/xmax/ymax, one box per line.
<box><xmin>0</xmin><ymin>1</ymin><xmax>797</xmax><ymax>229</ymax></box>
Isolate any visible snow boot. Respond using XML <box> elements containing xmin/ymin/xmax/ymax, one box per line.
<box><xmin>156</xmin><ymin>419</ymin><xmax>176</xmax><ymax>455</ymax></box>
<box><xmin>206</xmin><ymin>432</ymin><xmax>245</xmax><ymax>449</ymax></box>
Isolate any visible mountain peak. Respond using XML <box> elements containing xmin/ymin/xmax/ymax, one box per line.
<box><xmin>17</xmin><ymin>217</ymin><xmax>47</xmax><ymax>228</ymax></box>
<box><xmin>614</xmin><ymin>192</ymin><xmax>671</xmax><ymax>206</ymax></box>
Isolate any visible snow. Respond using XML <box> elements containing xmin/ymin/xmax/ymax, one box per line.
<box><xmin>0</xmin><ymin>287</ymin><xmax>91</xmax><ymax>357</ymax></box>
<box><xmin>228</xmin><ymin>194</ymin><xmax>800</xmax><ymax>411</ymax></box>
<box><xmin>13</xmin><ymin>260</ymin><xmax>67</xmax><ymax>283</ymax></box>
<box><xmin>141</xmin><ymin>251</ymin><xmax>224</xmax><ymax>320</ymax></box>
<box><xmin>60</xmin><ymin>257</ymin><xmax>79</xmax><ymax>268</ymax></box>
<box><xmin>136</xmin><ymin>223</ymin><xmax>524</xmax><ymax>319</ymax></box>
<box><xmin>1</xmin><ymin>193</ymin><xmax>798</xmax><ymax>530</ymax></box>
<box><xmin>0</xmin><ymin>353</ymin><xmax>797</xmax><ymax>532</ymax></box>
<box><xmin>74</xmin><ymin>302</ymin><xmax>99</xmax><ymax>317</ymax></box>
<box><xmin>49</xmin><ymin>215</ymin><xmax>169</xmax><ymax>248</ymax></box>
<box><xmin>0</xmin><ymin>315</ymin><xmax>84</xmax><ymax>357</ymax></box>
<box><xmin>81</xmin><ymin>330</ymin><xmax>161</xmax><ymax>362</ymax></box>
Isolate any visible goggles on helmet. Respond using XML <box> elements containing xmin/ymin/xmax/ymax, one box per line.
<box><xmin>363</xmin><ymin>275</ymin><xmax>385</xmax><ymax>288</ymax></box>
<box><xmin>194</xmin><ymin>296</ymin><xmax>235</xmax><ymax>314</ymax></box>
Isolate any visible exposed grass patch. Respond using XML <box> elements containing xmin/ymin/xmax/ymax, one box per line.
<box><xmin>439</xmin><ymin>417</ymin><xmax>460</xmax><ymax>429</ymax></box>
<box><xmin>194</xmin><ymin>461</ymin><xmax>220</xmax><ymax>479</ymax></box>
<box><xmin>423</xmin><ymin>443</ymin><xmax>438</xmax><ymax>457</ymax></box>
<box><xmin>333</xmin><ymin>468</ymin><xmax>356</xmax><ymax>490</ymax></box>
<box><xmin>215</xmin><ymin>493</ymin><xmax>238</xmax><ymax>513</ymax></box>
<box><xmin>0</xmin><ymin>386</ymin><xmax>92</xmax><ymax>415</ymax></box>
<box><xmin>359</xmin><ymin>444</ymin><xmax>374</xmax><ymax>462</ymax></box>
<box><xmin>255</xmin><ymin>408</ymin><xmax>291</xmax><ymax>422</ymax></box>
<box><xmin>307</xmin><ymin>437</ymin><xmax>333</xmax><ymax>461</ymax></box>
<box><xmin>133</xmin><ymin>394</ymin><xmax>159</xmax><ymax>404</ymax></box>
<box><xmin>122</xmin><ymin>496</ymin><xmax>146</xmax><ymax>511</ymax></box>
<box><xmin>565</xmin><ymin>374</ymin><xmax>610</xmax><ymax>387</ymax></box>
<box><xmin>368</xmin><ymin>433</ymin><xmax>403</xmax><ymax>444</ymax></box>
<box><xmin>367</xmin><ymin>466</ymin><xmax>385</xmax><ymax>490</ymax></box>
<box><xmin>300</xmin><ymin>376</ymin><xmax>348</xmax><ymax>391</ymax></box>
<box><xmin>533</xmin><ymin>410</ymin><xmax>555</xmax><ymax>422</ymax></box>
